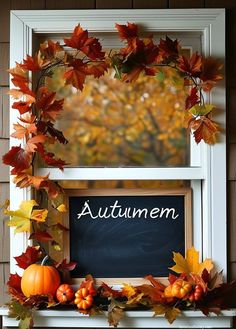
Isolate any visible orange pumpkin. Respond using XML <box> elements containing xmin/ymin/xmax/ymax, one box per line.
<box><xmin>21</xmin><ymin>256</ymin><xmax>60</xmax><ymax>297</ymax></box>
<box><xmin>56</xmin><ymin>284</ymin><xmax>74</xmax><ymax>303</ymax></box>
<box><xmin>171</xmin><ymin>279</ymin><xmax>192</xmax><ymax>298</ymax></box>
<box><xmin>74</xmin><ymin>288</ymin><xmax>93</xmax><ymax>310</ymax></box>
<box><xmin>164</xmin><ymin>279</ymin><xmax>192</xmax><ymax>299</ymax></box>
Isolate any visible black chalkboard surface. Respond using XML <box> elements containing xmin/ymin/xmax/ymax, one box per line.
<box><xmin>66</xmin><ymin>189</ymin><xmax>192</xmax><ymax>279</ymax></box>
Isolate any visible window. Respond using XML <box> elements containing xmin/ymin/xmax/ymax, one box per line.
<box><xmin>9</xmin><ymin>9</ymin><xmax>226</xmax><ymax>278</ymax></box>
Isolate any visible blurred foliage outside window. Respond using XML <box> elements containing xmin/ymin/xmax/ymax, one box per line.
<box><xmin>45</xmin><ymin>61</ymin><xmax>190</xmax><ymax>168</ymax></box>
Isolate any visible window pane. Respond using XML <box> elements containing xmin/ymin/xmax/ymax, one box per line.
<box><xmin>44</xmin><ymin>59</ymin><xmax>190</xmax><ymax>167</ymax></box>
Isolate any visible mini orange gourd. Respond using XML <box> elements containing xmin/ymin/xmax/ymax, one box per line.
<box><xmin>21</xmin><ymin>255</ymin><xmax>60</xmax><ymax>297</ymax></box>
<box><xmin>74</xmin><ymin>288</ymin><xmax>93</xmax><ymax>310</ymax></box>
<box><xmin>171</xmin><ymin>279</ymin><xmax>192</xmax><ymax>298</ymax></box>
<box><xmin>56</xmin><ymin>284</ymin><xmax>74</xmax><ymax>303</ymax></box>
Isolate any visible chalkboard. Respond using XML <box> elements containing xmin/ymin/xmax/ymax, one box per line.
<box><xmin>65</xmin><ymin>189</ymin><xmax>192</xmax><ymax>280</ymax></box>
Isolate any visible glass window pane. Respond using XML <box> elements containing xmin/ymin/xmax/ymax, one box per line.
<box><xmin>44</xmin><ymin>65</ymin><xmax>190</xmax><ymax>168</ymax></box>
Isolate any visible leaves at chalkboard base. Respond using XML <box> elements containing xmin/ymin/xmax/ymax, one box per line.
<box><xmin>107</xmin><ymin>299</ymin><xmax>125</xmax><ymax>328</ymax></box>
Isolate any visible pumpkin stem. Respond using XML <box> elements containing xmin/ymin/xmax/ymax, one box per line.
<box><xmin>41</xmin><ymin>255</ymin><xmax>49</xmax><ymax>266</ymax></box>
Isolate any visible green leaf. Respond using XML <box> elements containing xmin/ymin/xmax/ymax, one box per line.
<box><xmin>189</xmin><ymin>104</ymin><xmax>215</xmax><ymax>117</ymax></box>
<box><xmin>19</xmin><ymin>316</ymin><xmax>34</xmax><ymax>329</ymax></box>
<box><xmin>156</xmin><ymin>70</ymin><xmax>165</xmax><ymax>82</ymax></box>
<box><xmin>8</xmin><ymin>300</ymin><xmax>31</xmax><ymax>320</ymax></box>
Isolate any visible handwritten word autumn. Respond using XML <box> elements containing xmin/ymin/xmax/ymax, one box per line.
<box><xmin>77</xmin><ymin>200</ymin><xmax>179</xmax><ymax>220</ymax></box>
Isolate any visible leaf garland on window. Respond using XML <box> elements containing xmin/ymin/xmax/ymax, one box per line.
<box><xmin>2</xmin><ymin>22</ymin><xmax>223</xmax><ymax>199</ymax></box>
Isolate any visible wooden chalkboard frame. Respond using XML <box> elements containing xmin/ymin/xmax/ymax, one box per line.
<box><xmin>63</xmin><ymin>188</ymin><xmax>192</xmax><ymax>285</ymax></box>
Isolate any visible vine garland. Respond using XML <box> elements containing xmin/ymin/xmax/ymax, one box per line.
<box><xmin>1</xmin><ymin>22</ymin><xmax>230</xmax><ymax>329</ymax></box>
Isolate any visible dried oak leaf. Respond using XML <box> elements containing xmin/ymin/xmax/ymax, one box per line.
<box><xmin>108</xmin><ymin>300</ymin><xmax>125</xmax><ymax>328</ymax></box>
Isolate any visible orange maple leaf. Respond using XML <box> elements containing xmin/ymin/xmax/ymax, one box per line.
<box><xmin>25</xmin><ymin>135</ymin><xmax>48</xmax><ymax>153</ymax></box>
<box><xmin>189</xmin><ymin>116</ymin><xmax>219</xmax><ymax>144</ymax></box>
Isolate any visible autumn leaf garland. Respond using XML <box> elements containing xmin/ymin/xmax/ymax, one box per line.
<box><xmin>2</xmin><ymin>22</ymin><xmax>223</xmax><ymax>201</ymax></box>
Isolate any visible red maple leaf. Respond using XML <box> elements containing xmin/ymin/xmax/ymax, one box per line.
<box><xmin>14</xmin><ymin>246</ymin><xmax>41</xmax><ymax>269</ymax></box>
<box><xmin>55</xmin><ymin>259</ymin><xmax>77</xmax><ymax>272</ymax></box>
<box><xmin>200</xmin><ymin>57</ymin><xmax>223</xmax><ymax>91</ymax></box>
<box><xmin>64</xmin><ymin>24</ymin><xmax>89</xmax><ymax>49</ymax></box>
<box><xmin>40</xmin><ymin>39</ymin><xmax>63</xmax><ymax>58</ymax></box>
<box><xmin>64</xmin><ymin>59</ymin><xmax>87</xmax><ymax>90</ymax></box>
<box><xmin>158</xmin><ymin>36</ymin><xmax>180</xmax><ymax>63</ymax></box>
<box><xmin>12</xmin><ymin>101</ymin><xmax>32</xmax><ymax>115</ymax></box>
<box><xmin>178</xmin><ymin>53</ymin><xmax>202</xmax><ymax>77</ymax></box>
<box><xmin>101</xmin><ymin>282</ymin><xmax>123</xmax><ymax>298</ymax></box>
<box><xmin>8</xmin><ymin>64</ymin><xmax>29</xmax><ymax>86</ymax></box>
<box><xmin>81</xmin><ymin>37</ymin><xmax>105</xmax><ymax>60</ymax></box>
<box><xmin>36</xmin><ymin>120</ymin><xmax>68</xmax><ymax>144</ymax></box>
<box><xmin>185</xmin><ymin>87</ymin><xmax>199</xmax><ymax>110</ymax></box>
<box><xmin>2</xmin><ymin>146</ymin><xmax>31</xmax><ymax>174</ymax></box>
<box><xmin>37</xmin><ymin>144</ymin><xmax>66</xmax><ymax>170</ymax></box>
<box><xmin>118</xmin><ymin>38</ymin><xmax>159</xmax><ymax>82</ymax></box>
<box><xmin>7</xmin><ymin>273</ymin><xmax>25</xmax><ymax>301</ymax></box>
<box><xmin>29</xmin><ymin>231</ymin><xmax>54</xmax><ymax>242</ymax></box>
<box><xmin>115</xmin><ymin>22</ymin><xmax>138</xmax><ymax>40</ymax></box>
<box><xmin>64</xmin><ymin>25</ymin><xmax>104</xmax><ymax>60</ymax></box>
<box><xmin>41</xmin><ymin>179</ymin><xmax>63</xmax><ymax>199</ymax></box>
<box><xmin>37</xmin><ymin>88</ymin><xmax>64</xmax><ymax>121</ymax></box>
<box><xmin>19</xmin><ymin>53</ymin><xmax>45</xmax><ymax>71</ymax></box>
<box><xmin>86</xmin><ymin>61</ymin><xmax>109</xmax><ymax>78</ymax></box>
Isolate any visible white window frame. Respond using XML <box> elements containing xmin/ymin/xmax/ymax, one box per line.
<box><xmin>9</xmin><ymin>9</ymin><xmax>226</xmax><ymax>277</ymax></box>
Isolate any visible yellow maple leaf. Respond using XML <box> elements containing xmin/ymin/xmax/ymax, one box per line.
<box><xmin>31</xmin><ymin>209</ymin><xmax>48</xmax><ymax>222</ymax></box>
<box><xmin>153</xmin><ymin>305</ymin><xmax>181</xmax><ymax>324</ymax></box>
<box><xmin>126</xmin><ymin>292</ymin><xmax>144</xmax><ymax>305</ymax></box>
<box><xmin>5</xmin><ymin>200</ymin><xmax>47</xmax><ymax>233</ymax></box>
<box><xmin>122</xmin><ymin>283</ymin><xmax>136</xmax><ymax>298</ymax></box>
<box><xmin>56</xmin><ymin>204</ymin><xmax>67</xmax><ymax>212</ymax></box>
<box><xmin>169</xmin><ymin>247</ymin><xmax>214</xmax><ymax>275</ymax></box>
